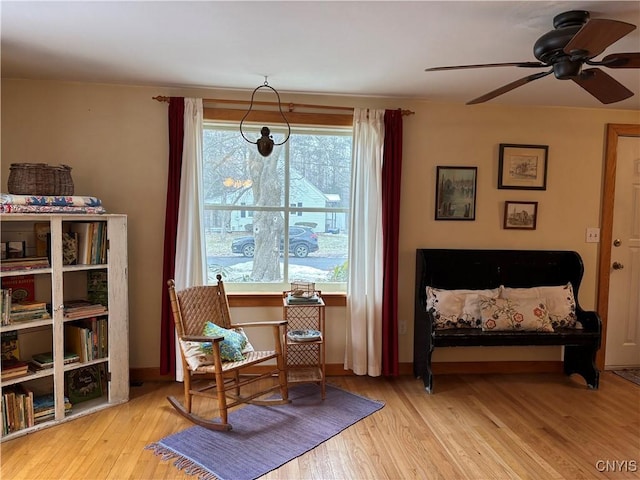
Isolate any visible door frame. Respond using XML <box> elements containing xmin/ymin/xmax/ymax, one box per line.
<box><xmin>596</xmin><ymin>123</ymin><xmax>640</xmax><ymax>370</ymax></box>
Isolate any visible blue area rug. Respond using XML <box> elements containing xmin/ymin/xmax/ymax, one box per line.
<box><xmin>146</xmin><ymin>383</ymin><xmax>384</xmax><ymax>480</ymax></box>
<box><xmin>613</xmin><ymin>368</ymin><xmax>640</xmax><ymax>386</ymax></box>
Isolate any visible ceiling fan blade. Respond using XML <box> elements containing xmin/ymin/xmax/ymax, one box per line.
<box><xmin>425</xmin><ymin>62</ymin><xmax>545</xmax><ymax>72</ymax></box>
<box><xmin>466</xmin><ymin>70</ymin><xmax>553</xmax><ymax>105</ymax></box>
<box><xmin>564</xmin><ymin>19</ymin><xmax>636</xmax><ymax>58</ymax></box>
<box><xmin>602</xmin><ymin>52</ymin><xmax>640</xmax><ymax>68</ymax></box>
<box><xmin>572</xmin><ymin>68</ymin><xmax>634</xmax><ymax>104</ymax></box>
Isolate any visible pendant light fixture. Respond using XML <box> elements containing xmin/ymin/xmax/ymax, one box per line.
<box><xmin>239</xmin><ymin>78</ymin><xmax>291</xmax><ymax>157</ymax></box>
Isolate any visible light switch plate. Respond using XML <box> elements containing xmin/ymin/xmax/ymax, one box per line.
<box><xmin>586</xmin><ymin>227</ymin><xmax>600</xmax><ymax>243</ymax></box>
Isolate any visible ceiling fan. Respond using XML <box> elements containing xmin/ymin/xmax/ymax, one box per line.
<box><xmin>425</xmin><ymin>10</ymin><xmax>640</xmax><ymax>105</ymax></box>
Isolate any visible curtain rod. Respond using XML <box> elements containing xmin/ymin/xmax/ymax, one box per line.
<box><xmin>152</xmin><ymin>95</ymin><xmax>414</xmax><ymax>116</ymax></box>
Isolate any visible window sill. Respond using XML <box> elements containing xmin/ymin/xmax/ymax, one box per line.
<box><xmin>228</xmin><ymin>293</ymin><xmax>346</xmax><ymax>308</ymax></box>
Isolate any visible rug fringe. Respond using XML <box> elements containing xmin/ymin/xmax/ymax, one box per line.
<box><xmin>145</xmin><ymin>443</ymin><xmax>220</xmax><ymax>480</ymax></box>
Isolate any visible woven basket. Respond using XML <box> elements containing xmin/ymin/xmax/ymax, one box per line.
<box><xmin>7</xmin><ymin>163</ymin><xmax>74</xmax><ymax>196</ymax></box>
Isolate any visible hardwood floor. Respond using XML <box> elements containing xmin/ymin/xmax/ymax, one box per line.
<box><xmin>2</xmin><ymin>372</ymin><xmax>639</xmax><ymax>479</ymax></box>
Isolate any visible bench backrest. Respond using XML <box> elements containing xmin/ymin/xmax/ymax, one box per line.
<box><xmin>415</xmin><ymin>249</ymin><xmax>585</xmax><ymax>312</ymax></box>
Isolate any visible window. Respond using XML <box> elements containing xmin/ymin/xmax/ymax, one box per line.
<box><xmin>202</xmin><ymin>122</ymin><xmax>352</xmax><ymax>292</ymax></box>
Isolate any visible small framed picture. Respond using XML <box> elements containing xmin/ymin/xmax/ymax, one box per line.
<box><xmin>504</xmin><ymin>201</ymin><xmax>538</xmax><ymax>230</ymax></box>
<box><xmin>498</xmin><ymin>144</ymin><xmax>548</xmax><ymax>190</ymax></box>
<box><xmin>435</xmin><ymin>166</ymin><xmax>477</xmax><ymax>221</ymax></box>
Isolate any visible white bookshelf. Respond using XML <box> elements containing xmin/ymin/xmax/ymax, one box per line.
<box><xmin>0</xmin><ymin>214</ymin><xmax>129</xmax><ymax>441</ymax></box>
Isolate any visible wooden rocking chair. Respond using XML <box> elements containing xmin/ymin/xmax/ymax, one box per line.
<box><xmin>167</xmin><ymin>275</ymin><xmax>289</xmax><ymax>430</ymax></box>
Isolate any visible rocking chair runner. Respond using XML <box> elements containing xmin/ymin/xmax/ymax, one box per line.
<box><xmin>167</xmin><ymin>275</ymin><xmax>289</xmax><ymax>430</ymax></box>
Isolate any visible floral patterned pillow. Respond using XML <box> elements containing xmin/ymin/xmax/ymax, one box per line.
<box><xmin>179</xmin><ymin>339</ymin><xmax>215</xmax><ymax>370</ymax></box>
<box><xmin>501</xmin><ymin>283</ymin><xmax>577</xmax><ymax>328</ymax></box>
<box><xmin>479</xmin><ymin>296</ymin><xmax>554</xmax><ymax>332</ymax></box>
<box><xmin>426</xmin><ymin>287</ymin><xmax>500</xmax><ymax>329</ymax></box>
<box><xmin>200</xmin><ymin>321</ymin><xmax>248</xmax><ymax>362</ymax></box>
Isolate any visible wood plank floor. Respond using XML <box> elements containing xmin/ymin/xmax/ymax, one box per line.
<box><xmin>2</xmin><ymin>372</ymin><xmax>639</xmax><ymax>479</ymax></box>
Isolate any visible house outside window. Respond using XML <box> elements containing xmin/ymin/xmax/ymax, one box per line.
<box><xmin>202</xmin><ymin>122</ymin><xmax>352</xmax><ymax>292</ymax></box>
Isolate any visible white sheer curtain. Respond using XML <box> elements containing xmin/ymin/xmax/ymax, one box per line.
<box><xmin>344</xmin><ymin>108</ymin><xmax>385</xmax><ymax>376</ymax></box>
<box><xmin>174</xmin><ymin>97</ymin><xmax>207</xmax><ymax>380</ymax></box>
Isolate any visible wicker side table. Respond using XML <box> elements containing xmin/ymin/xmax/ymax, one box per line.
<box><xmin>282</xmin><ymin>291</ymin><xmax>326</xmax><ymax>399</ymax></box>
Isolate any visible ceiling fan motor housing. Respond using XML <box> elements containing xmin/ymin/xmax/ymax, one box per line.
<box><xmin>533</xmin><ymin>10</ymin><xmax>590</xmax><ymax>78</ymax></box>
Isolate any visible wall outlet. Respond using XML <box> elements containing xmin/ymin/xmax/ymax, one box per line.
<box><xmin>398</xmin><ymin>320</ymin><xmax>407</xmax><ymax>335</ymax></box>
<box><xmin>586</xmin><ymin>227</ymin><xmax>600</xmax><ymax>243</ymax></box>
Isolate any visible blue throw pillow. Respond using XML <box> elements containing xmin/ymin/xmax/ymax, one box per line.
<box><xmin>200</xmin><ymin>321</ymin><xmax>247</xmax><ymax>362</ymax></box>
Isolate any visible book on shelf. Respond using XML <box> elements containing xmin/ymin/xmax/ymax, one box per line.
<box><xmin>62</xmin><ymin>232</ymin><xmax>78</xmax><ymax>265</ymax></box>
<box><xmin>31</xmin><ymin>393</ymin><xmax>71</xmax><ymax>424</ymax></box>
<box><xmin>286</xmin><ymin>293</ymin><xmax>321</xmax><ymax>304</ymax></box>
<box><xmin>9</xmin><ymin>311</ymin><xmax>51</xmax><ymax>323</ymax></box>
<box><xmin>0</xmin><ymin>289</ymin><xmax>11</xmax><ymax>326</ymax></box>
<box><xmin>31</xmin><ymin>351</ymin><xmax>80</xmax><ymax>369</ymax></box>
<box><xmin>65</xmin><ymin>325</ymin><xmax>87</xmax><ymax>363</ymax></box>
<box><xmin>6</xmin><ymin>241</ymin><xmax>25</xmax><ymax>259</ymax></box>
<box><xmin>0</xmin><ymin>257</ymin><xmax>50</xmax><ymax>272</ymax></box>
<box><xmin>0</xmin><ymin>243</ymin><xmax>5</xmax><ymax>260</ymax></box>
<box><xmin>8</xmin><ymin>300</ymin><xmax>50</xmax><ymax>323</ymax></box>
<box><xmin>10</xmin><ymin>300</ymin><xmax>48</xmax><ymax>312</ymax></box>
<box><xmin>64</xmin><ymin>318</ymin><xmax>107</xmax><ymax>362</ymax></box>
<box><xmin>68</xmin><ymin>222</ymin><xmax>106</xmax><ymax>265</ymax></box>
<box><xmin>2</xmin><ymin>384</ymin><xmax>35</xmax><ymax>434</ymax></box>
<box><xmin>1</xmin><ymin>331</ymin><xmax>20</xmax><ymax>361</ymax></box>
<box><xmin>1</xmin><ymin>331</ymin><xmax>29</xmax><ymax>378</ymax></box>
<box><xmin>34</xmin><ymin>222</ymin><xmax>50</xmax><ymax>257</ymax></box>
<box><xmin>63</xmin><ymin>299</ymin><xmax>107</xmax><ymax>319</ymax></box>
<box><xmin>69</xmin><ymin>222</ymin><xmax>92</xmax><ymax>265</ymax></box>
<box><xmin>1</xmin><ymin>358</ymin><xmax>30</xmax><ymax>379</ymax></box>
<box><xmin>46</xmin><ymin>231</ymin><xmax>79</xmax><ymax>266</ymax></box>
<box><xmin>87</xmin><ymin>270</ymin><xmax>108</xmax><ymax>307</ymax></box>
<box><xmin>65</xmin><ymin>365</ymin><xmax>103</xmax><ymax>405</ymax></box>
<box><xmin>0</xmin><ymin>275</ymin><xmax>35</xmax><ymax>303</ymax></box>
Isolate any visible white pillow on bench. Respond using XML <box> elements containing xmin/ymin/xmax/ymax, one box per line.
<box><xmin>479</xmin><ymin>296</ymin><xmax>554</xmax><ymax>332</ymax></box>
<box><xmin>500</xmin><ymin>283</ymin><xmax>578</xmax><ymax>328</ymax></box>
<box><xmin>426</xmin><ymin>287</ymin><xmax>500</xmax><ymax>329</ymax></box>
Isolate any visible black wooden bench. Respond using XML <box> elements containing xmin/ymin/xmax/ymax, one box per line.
<box><xmin>413</xmin><ymin>249</ymin><xmax>601</xmax><ymax>393</ymax></box>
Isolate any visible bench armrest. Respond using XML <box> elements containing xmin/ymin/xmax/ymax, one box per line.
<box><xmin>576</xmin><ymin>310</ymin><xmax>602</xmax><ymax>333</ymax></box>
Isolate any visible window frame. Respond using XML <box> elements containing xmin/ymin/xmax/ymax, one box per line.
<box><xmin>202</xmin><ymin>105</ymin><xmax>353</xmax><ymax>294</ymax></box>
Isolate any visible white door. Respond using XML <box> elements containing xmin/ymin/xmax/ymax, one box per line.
<box><xmin>605</xmin><ymin>136</ymin><xmax>640</xmax><ymax>369</ymax></box>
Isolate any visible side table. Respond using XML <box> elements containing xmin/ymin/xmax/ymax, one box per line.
<box><xmin>282</xmin><ymin>291</ymin><xmax>326</xmax><ymax>399</ymax></box>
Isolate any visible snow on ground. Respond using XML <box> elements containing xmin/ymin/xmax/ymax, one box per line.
<box><xmin>209</xmin><ymin>261</ymin><xmax>330</xmax><ymax>283</ymax></box>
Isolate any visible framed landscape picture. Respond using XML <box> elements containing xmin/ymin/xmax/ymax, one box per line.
<box><xmin>504</xmin><ymin>201</ymin><xmax>538</xmax><ymax>230</ymax></box>
<box><xmin>435</xmin><ymin>166</ymin><xmax>477</xmax><ymax>220</ymax></box>
<box><xmin>498</xmin><ymin>144</ymin><xmax>548</xmax><ymax>190</ymax></box>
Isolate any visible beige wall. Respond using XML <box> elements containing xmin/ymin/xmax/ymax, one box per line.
<box><xmin>2</xmin><ymin>78</ymin><xmax>639</xmax><ymax>369</ymax></box>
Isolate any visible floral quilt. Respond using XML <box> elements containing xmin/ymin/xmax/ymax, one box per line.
<box><xmin>0</xmin><ymin>194</ymin><xmax>106</xmax><ymax>214</ymax></box>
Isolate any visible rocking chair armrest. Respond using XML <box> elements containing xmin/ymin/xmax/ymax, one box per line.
<box><xmin>230</xmin><ymin>320</ymin><xmax>287</xmax><ymax>329</ymax></box>
<box><xmin>182</xmin><ymin>334</ymin><xmax>224</xmax><ymax>343</ymax></box>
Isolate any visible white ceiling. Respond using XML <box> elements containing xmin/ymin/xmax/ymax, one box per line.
<box><xmin>2</xmin><ymin>1</ymin><xmax>640</xmax><ymax>110</ymax></box>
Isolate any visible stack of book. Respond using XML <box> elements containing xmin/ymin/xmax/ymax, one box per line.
<box><xmin>9</xmin><ymin>300</ymin><xmax>50</xmax><ymax>323</ymax></box>
<box><xmin>1</xmin><ymin>331</ymin><xmax>29</xmax><ymax>379</ymax></box>
<box><xmin>63</xmin><ymin>300</ymin><xmax>107</xmax><ymax>319</ymax></box>
<box><xmin>31</xmin><ymin>351</ymin><xmax>80</xmax><ymax>370</ymax></box>
<box><xmin>1</xmin><ymin>357</ymin><xmax>30</xmax><ymax>379</ymax></box>
<box><xmin>69</xmin><ymin>222</ymin><xmax>107</xmax><ymax>265</ymax></box>
<box><xmin>2</xmin><ymin>384</ymin><xmax>34</xmax><ymax>434</ymax></box>
<box><xmin>286</xmin><ymin>293</ymin><xmax>321</xmax><ymax>305</ymax></box>
<box><xmin>0</xmin><ymin>257</ymin><xmax>50</xmax><ymax>272</ymax></box>
<box><xmin>65</xmin><ymin>318</ymin><xmax>108</xmax><ymax>362</ymax></box>
<box><xmin>32</xmin><ymin>393</ymin><xmax>72</xmax><ymax>424</ymax></box>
